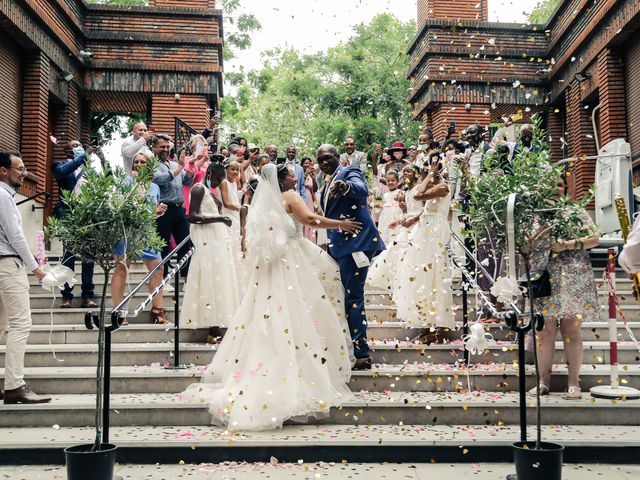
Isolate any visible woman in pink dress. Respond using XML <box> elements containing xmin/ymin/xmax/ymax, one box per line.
<box><xmin>182</xmin><ymin>135</ymin><xmax>210</xmax><ymax>214</ymax></box>
<box><xmin>301</xmin><ymin>157</ymin><xmax>319</xmax><ymax>243</ymax></box>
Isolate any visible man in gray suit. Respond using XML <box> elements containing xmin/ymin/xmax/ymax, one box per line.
<box><xmin>340</xmin><ymin>136</ymin><xmax>368</xmax><ymax>174</ymax></box>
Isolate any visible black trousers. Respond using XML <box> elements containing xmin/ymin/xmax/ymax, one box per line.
<box><xmin>155</xmin><ymin>205</ymin><xmax>192</xmax><ymax>277</ymax></box>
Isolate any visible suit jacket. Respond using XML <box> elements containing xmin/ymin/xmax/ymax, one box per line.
<box><xmin>321</xmin><ymin>165</ymin><xmax>385</xmax><ymax>259</ymax></box>
<box><xmin>52</xmin><ymin>154</ymin><xmax>87</xmax><ymax>219</ymax></box>
<box><xmin>340</xmin><ymin>151</ymin><xmax>368</xmax><ymax>173</ymax></box>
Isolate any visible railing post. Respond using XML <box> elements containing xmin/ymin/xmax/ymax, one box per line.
<box><xmin>517</xmin><ymin>327</ymin><xmax>527</xmax><ymax>442</ymax></box>
<box><xmin>102</xmin><ymin>327</ymin><xmax>112</xmax><ymax>445</ymax></box>
<box><xmin>173</xmin><ymin>268</ymin><xmax>181</xmax><ymax>368</ymax></box>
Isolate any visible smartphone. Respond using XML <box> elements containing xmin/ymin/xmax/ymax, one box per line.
<box><xmin>449</xmin><ymin>121</ymin><xmax>456</xmax><ymax>129</ymax></box>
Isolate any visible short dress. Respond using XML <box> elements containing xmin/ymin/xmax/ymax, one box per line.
<box><xmin>533</xmin><ymin>208</ymin><xmax>600</xmax><ymax>323</ymax></box>
<box><xmin>113</xmin><ymin>177</ymin><xmax>161</xmax><ymax>261</ymax></box>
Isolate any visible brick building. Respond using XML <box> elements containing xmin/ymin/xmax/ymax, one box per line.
<box><xmin>409</xmin><ymin>0</ymin><xmax>640</xmax><ymax>197</ymax></box>
<box><xmin>0</xmin><ymin>0</ymin><xmax>223</xmax><ymax>216</ymax></box>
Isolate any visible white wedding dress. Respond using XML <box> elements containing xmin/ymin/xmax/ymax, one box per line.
<box><xmin>182</xmin><ymin>164</ymin><xmax>354</xmax><ymax>431</ymax></box>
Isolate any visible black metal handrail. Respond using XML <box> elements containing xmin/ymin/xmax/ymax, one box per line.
<box><xmin>84</xmin><ymin>234</ymin><xmax>194</xmax><ymax>444</ymax></box>
<box><xmin>447</xmin><ymin>231</ymin><xmax>543</xmax><ymax>443</ymax></box>
<box><xmin>16</xmin><ymin>191</ymin><xmax>51</xmax><ymax>211</ymax></box>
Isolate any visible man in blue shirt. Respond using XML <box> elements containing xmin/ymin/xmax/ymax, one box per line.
<box><xmin>151</xmin><ymin>134</ymin><xmax>195</xmax><ymax>277</ymax></box>
<box><xmin>52</xmin><ymin>141</ymin><xmax>97</xmax><ymax>309</ymax></box>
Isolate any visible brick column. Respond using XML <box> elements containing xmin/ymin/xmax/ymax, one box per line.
<box><xmin>21</xmin><ymin>52</ymin><xmax>50</xmax><ymax>198</ymax></box>
<box><xmin>54</xmin><ymin>81</ymin><xmax>82</xmax><ymax>158</ymax></box>
<box><xmin>418</xmin><ymin>0</ymin><xmax>488</xmax><ymax>25</ymax></box>
<box><xmin>565</xmin><ymin>81</ymin><xmax>597</xmax><ymax>198</ymax></box>
<box><xmin>150</xmin><ymin>94</ymin><xmax>211</xmax><ymax>139</ymax></box>
<box><xmin>597</xmin><ymin>48</ymin><xmax>627</xmax><ymax>146</ymax></box>
<box><xmin>548</xmin><ymin>107</ymin><xmax>565</xmax><ymax>163</ymax></box>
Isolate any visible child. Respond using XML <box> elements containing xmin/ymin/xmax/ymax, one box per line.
<box><xmin>377</xmin><ymin>170</ymin><xmax>403</xmax><ymax>245</ymax></box>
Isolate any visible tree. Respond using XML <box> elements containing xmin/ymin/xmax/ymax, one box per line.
<box><xmin>221</xmin><ymin>14</ymin><xmax>421</xmax><ymax>157</ymax></box>
<box><xmin>526</xmin><ymin>0</ymin><xmax>561</xmax><ymax>24</ymax></box>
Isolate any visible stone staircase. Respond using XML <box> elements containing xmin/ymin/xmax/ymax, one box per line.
<box><xmin>0</xmin><ymin>260</ymin><xmax>639</xmax><ymax>465</ymax></box>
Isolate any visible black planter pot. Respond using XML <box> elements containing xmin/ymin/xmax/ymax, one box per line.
<box><xmin>512</xmin><ymin>441</ymin><xmax>564</xmax><ymax>480</ymax></box>
<box><xmin>64</xmin><ymin>443</ymin><xmax>117</xmax><ymax>480</ymax></box>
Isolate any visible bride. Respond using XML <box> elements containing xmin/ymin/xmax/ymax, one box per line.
<box><xmin>183</xmin><ymin>162</ymin><xmax>361</xmax><ymax>431</ymax></box>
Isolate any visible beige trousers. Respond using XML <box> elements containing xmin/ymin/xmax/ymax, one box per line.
<box><xmin>0</xmin><ymin>257</ymin><xmax>32</xmax><ymax>391</ymax></box>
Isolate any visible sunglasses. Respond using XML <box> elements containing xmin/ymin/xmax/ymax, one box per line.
<box><xmin>316</xmin><ymin>153</ymin><xmax>336</xmax><ymax>163</ymax></box>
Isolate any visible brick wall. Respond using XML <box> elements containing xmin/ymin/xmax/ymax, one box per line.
<box><xmin>565</xmin><ymin>81</ymin><xmax>597</xmax><ymax>198</ymax></box>
<box><xmin>597</xmin><ymin>48</ymin><xmax>627</xmax><ymax>146</ymax></box>
<box><xmin>417</xmin><ymin>0</ymin><xmax>488</xmax><ymax>26</ymax></box>
<box><xmin>148</xmin><ymin>0</ymin><xmax>216</xmax><ymax>8</ymax></box>
<box><xmin>150</xmin><ymin>94</ymin><xmax>210</xmax><ymax>140</ymax></box>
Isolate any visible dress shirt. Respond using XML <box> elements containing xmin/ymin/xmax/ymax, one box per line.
<box><xmin>340</xmin><ymin>151</ymin><xmax>367</xmax><ymax>174</ymax></box>
<box><xmin>152</xmin><ymin>160</ymin><xmax>194</xmax><ymax>204</ymax></box>
<box><xmin>121</xmin><ymin>136</ymin><xmax>147</xmax><ymax>174</ymax></box>
<box><xmin>0</xmin><ymin>182</ymin><xmax>38</xmax><ymax>271</ymax></box>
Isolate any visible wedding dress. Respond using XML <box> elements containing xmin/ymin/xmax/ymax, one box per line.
<box><xmin>394</xmin><ymin>188</ymin><xmax>456</xmax><ymax>328</ymax></box>
<box><xmin>181</xmin><ymin>186</ymin><xmax>240</xmax><ymax>329</ymax></box>
<box><xmin>182</xmin><ymin>164</ymin><xmax>354</xmax><ymax>431</ymax></box>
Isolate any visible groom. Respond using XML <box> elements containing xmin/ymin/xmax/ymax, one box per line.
<box><xmin>317</xmin><ymin>144</ymin><xmax>385</xmax><ymax>370</ymax></box>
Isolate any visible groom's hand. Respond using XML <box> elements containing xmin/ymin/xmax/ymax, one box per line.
<box><xmin>330</xmin><ymin>180</ymin><xmax>349</xmax><ymax>197</ymax></box>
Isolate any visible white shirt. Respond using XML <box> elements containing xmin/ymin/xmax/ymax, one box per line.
<box><xmin>619</xmin><ymin>215</ymin><xmax>640</xmax><ymax>274</ymax></box>
<box><xmin>121</xmin><ymin>135</ymin><xmax>147</xmax><ymax>174</ymax></box>
<box><xmin>0</xmin><ymin>182</ymin><xmax>38</xmax><ymax>271</ymax></box>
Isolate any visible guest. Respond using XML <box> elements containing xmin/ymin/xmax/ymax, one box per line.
<box><xmin>0</xmin><ymin>151</ymin><xmax>51</xmax><ymax>404</ymax></box>
<box><xmin>340</xmin><ymin>136</ymin><xmax>368</xmax><ymax>174</ymax></box>
<box><xmin>221</xmin><ymin>161</ymin><xmax>243</xmax><ymax>262</ymax></box>
<box><xmin>151</xmin><ymin>134</ymin><xmax>194</xmax><ymax>278</ymax></box>
<box><xmin>52</xmin><ymin>140</ymin><xmax>96</xmax><ymax>309</ymax></box>
<box><xmin>182</xmin><ymin>163</ymin><xmax>239</xmax><ymax>339</ymax></box>
<box><xmin>386</xmin><ymin>141</ymin><xmax>411</xmax><ymax>171</ymax></box>
<box><xmin>265</xmin><ymin>145</ymin><xmax>278</xmax><ymax>162</ymax></box>
<box><xmin>183</xmin><ymin>135</ymin><xmax>210</xmax><ymax>215</ymax></box>
<box><xmin>121</xmin><ymin>122</ymin><xmax>154</xmax><ymax>173</ymax></box>
<box><xmin>530</xmin><ymin>178</ymin><xmax>600</xmax><ymax>399</ymax></box>
<box><xmin>377</xmin><ymin>170</ymin><xmax>402</xmax><ymax>245</ymax></box>
<box><xmin>110</xmin><ymin>151</ymin><xmax>168</xmax><ymax>325</ymax></box>
<box><xmin>301</xmin><ymin>157</ymin><xmax>319</xmax><ymax>242</ymax></box>
<box><xmin>283</xmin><ymin>146</ymin><xmax>308</xmax><ymax>202</ymax></box>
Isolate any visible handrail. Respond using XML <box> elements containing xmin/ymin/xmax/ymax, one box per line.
<box><xmin>85</xmin><ymin>234</ymin><xmax>194</xmax><ymax>445</ymax></box>
<box><xmin>16</xmin><ymin>191</ymin><xmax>50</xmax><ymax>208</ymax></box>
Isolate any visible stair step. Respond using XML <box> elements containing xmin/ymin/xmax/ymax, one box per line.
<box><xmin>0</xmin><ymin>391</ymin><xmax>637</xmax><ymax>428</ymax></box>
<box><xmin>5</xmin><ymin>363</ymin><xmax>638</xmax><ymax>395</ymax></box>
<box><xmin>3</xmin><ymin>340</ymin><xmax>639</xmax><ymax>368</ymax></box>
<box><xmin>26</xmin><ymin>324</ymin><xmax>209</xmax><ymax>344</ymax></box>
<box><xmin>0</xmin><ymin>424</ymin><xmax>637</xmax><ymax>464</ymax></box>
<box><xmin>29</xmin><ymin>291</ymin><xmax>183</xmax><ymax>309</ymax></box>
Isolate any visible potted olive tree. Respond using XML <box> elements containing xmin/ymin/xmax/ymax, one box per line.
<box><xmin>465</xmin><ymin>117</ymin><xmax>591</xmax><ymax>480</ymax></box>
<box><xmin>48</xmin><ymin>158</ymin><xmax>163</xmax><ymax>480</ymax></box>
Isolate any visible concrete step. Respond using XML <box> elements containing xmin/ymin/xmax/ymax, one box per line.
<box><xmin>8</xmin><ymin>363</ymin><xmax>639</xmax><ymax>396</ymax></box>
<box><xmin>3</xmin><ymin>338</ymin><xmax>638</xmax><ymax>369</ymax></box>
<box><xmin>28</xmin><ymin>277</ymin><xmax>184</xmax><ymax>295</ymax></box>
<box><xmin>29</xmin><ymin>306</ymin><xmax>178</xmax><ymax>325</ymax></box>
<box><xmin>26</xmin><ymin>324</ymin><xmax>208</xmax><ymax>344</ymax></box>
<box><xmin>29</xmin><ymin>291</ymin><xmax>183</xmax><ymax>309</ymax></box>
<box><xmin>1</xmin><ymin>424</ymin><xmax>637</xmax><ymax>464</ymax></box>
<box><xmin>367</xmin><ymin>321</ymin><xmax>640</xmax><ymax>343</ymax></box>
<box><xmin>0</xmin><ymin>391</ymin><xmax>637</xmax><ymax>428</ymax></box>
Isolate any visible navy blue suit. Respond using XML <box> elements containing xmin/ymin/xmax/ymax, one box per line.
<box><xmin>321</xmin><ymin>165</ymin><xmax>385</xmax><ymax>359</ymax></box>
<box><xmin>52</xmin><ymin>154</ymin><xmax>95</xmax><ymax>301</ymax></box>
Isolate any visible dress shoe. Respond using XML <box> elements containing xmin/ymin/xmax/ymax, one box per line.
<box><xmin>60</xmin><ymin>299</ymin><xmax>72</xmax><ymax>308</ymax></box>
<box><xmin>3</xmin><ymin>384</ymin><xmax>51</xmax><ymax>404</ymax></box>
<box><xmin>352</xmin><ymin>357</ymin><xmax>372</xmax><ymax>370</ymax></box>
<box><xmin>80</xmin><ymin>299</ymin><xmax>98</xmax><ymax>308</ymax></box>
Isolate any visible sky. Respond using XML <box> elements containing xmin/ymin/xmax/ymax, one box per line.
<box><xmin>227</xmin><ymin>0</ymin><xmax>541</xmax><ymax>74</ymax></box>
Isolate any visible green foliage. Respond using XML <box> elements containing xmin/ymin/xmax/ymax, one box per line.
<box><xmin>220</xmin><ymin>0</ymin><xmax>262</xmax><ymax>66</ymax></box>
<box><xmin>90</xmin><ymin>112</ymin><xmax>146</xmax><ymax>146</ymax></box>
<box><xmin>526</xmin><ymin>0</ymin><xmax>561</xmax><ymax>24</ymax></box>
<box><xmin>221</xmin><ymin>13</ymin><xmax>421</xmax><ymax>157</ymax></box>
<box><xmin>465</xmin><ymin>115</ymin><xmax>593</xmax><ymax>258</ymax></box>
<box><xmin>47</xmin><ymin>159</ymin><xmax>164</xmax><ymax>272</ymax></box>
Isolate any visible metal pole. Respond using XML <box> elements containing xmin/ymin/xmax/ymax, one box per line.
<box><xmin>174</xmin><ymin>268</ymin><xmax>180</xmax><ymax>368</ymax></box>
<box><xmin>517</xmin><ymin>328</ymin><xmax>527</xmax><ymax>442</ymax></box>
<box><xmin>462</xmin><ymin>286</ymin><xmax>470</xmax><ymax>365</ymax></box>
<box><xmin>102</xmin><ymin>327</ymin><xmax>111</xmax><ymax>445</ymax></box>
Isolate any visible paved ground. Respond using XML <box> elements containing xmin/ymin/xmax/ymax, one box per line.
<box><xmin>2</xmin><ymin>463</ymin><xmax>639</xmax><ymax>479</ymax></box>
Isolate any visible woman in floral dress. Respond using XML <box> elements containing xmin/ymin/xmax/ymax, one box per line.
<box><xmin>531</xmin><ymin>178</ymin><xmax>600</xmax><ymax>399</ymax></box>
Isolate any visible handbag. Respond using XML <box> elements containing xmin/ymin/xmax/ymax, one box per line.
<box><xmin>522</xmin><ymin>269</ymin><xmax>551</xmax><ymax>299</ymax></box>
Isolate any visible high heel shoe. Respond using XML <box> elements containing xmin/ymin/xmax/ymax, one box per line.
<box><xmin>150</xmin><ymin>307</ymin><xmax>169</xmax><ymax>325</ymax></box>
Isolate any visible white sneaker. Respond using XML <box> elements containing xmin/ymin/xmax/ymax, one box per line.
<box><xmin>164</xmin><ymin>283</ymin><xmax>175</xmax><ymax>294</ymax></box>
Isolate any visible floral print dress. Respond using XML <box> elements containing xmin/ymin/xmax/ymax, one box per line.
<box><xmin>533</xmin><ymin>208</ymin><xmax>600</xmax><ymax>323</ymax></box>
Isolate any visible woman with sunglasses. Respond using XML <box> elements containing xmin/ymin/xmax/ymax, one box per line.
<box><xmin>110</xmin><ymin>151</ymin><xmax>169</xmax><ymax>325</ymax></box>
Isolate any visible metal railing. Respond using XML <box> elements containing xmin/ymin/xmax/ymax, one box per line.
<box><xmin>447</xmin><ymin>230</ymin><xmax>544</xmax><ymax>442</ymax></box>
<box><xmin>16</xmin><ymin>191</ymin><xmax>51</xmax><ymax>211</ymax></box>
<box><xmin>84</xmin><ymin>235</ymin><xmax>194</xmax><ymax>444</ymax></box>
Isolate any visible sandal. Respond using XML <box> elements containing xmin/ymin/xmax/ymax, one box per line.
<box><xmin>562</xmin><ymin>385</ymin><xmax>582</xmax><ymax>400</ymax></box>
<box><xmin>527</xmin><ymin>384</ymin><xmax>549</xmax><ymax>397</ymax></box>
<box><xmin>150</xmin><ymin>307</ymin><xmax>169</xmax><ymax>325</ymax></box>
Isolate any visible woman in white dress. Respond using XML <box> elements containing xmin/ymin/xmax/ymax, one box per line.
<box><xmin>181</xmin><ymin>163</ymin><xmax>240</xmax><ymax>333</ymax></box>
<box><xmin>394</xmin><ymin>158</ymin><xmax>455</xmax><ymax>330</ymax></box>
<box><xmin>182</xmin><ymin>163</ymin><xmax>361</xmax><ymax>431</ymax></box>
<box><xmin>220</xmin><ymin>160</ymin><xmax>243</xmax><ymax>264</ymax></box>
